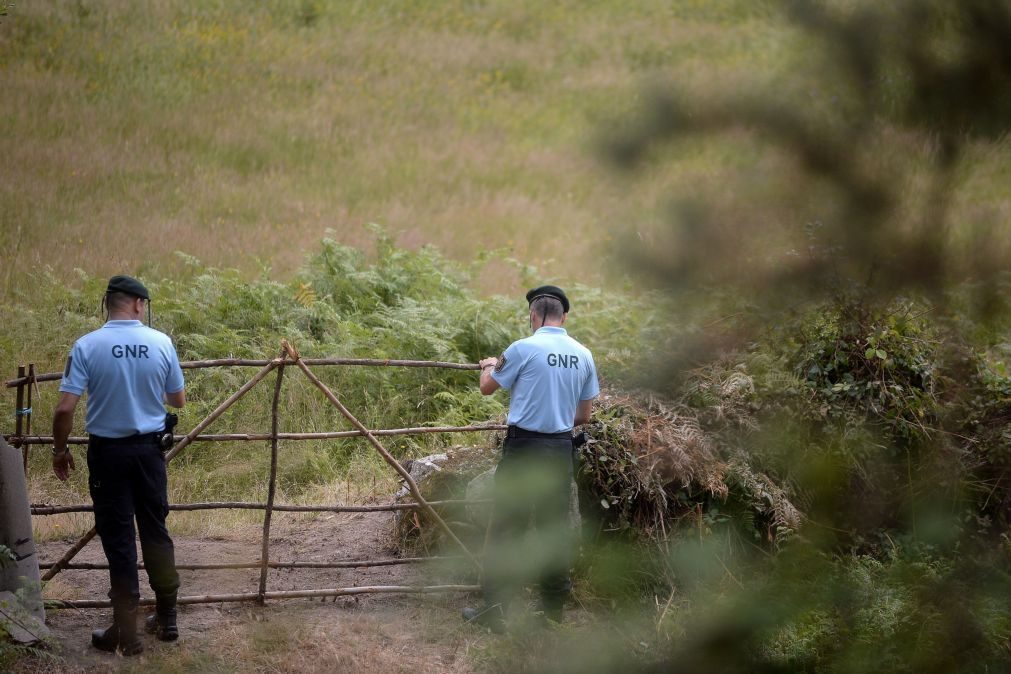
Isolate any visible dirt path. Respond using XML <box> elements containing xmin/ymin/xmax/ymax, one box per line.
<box><xmin>27</xmin><ymin>511</ymin><xmax>485</xmax><ymax>673</ymax></box>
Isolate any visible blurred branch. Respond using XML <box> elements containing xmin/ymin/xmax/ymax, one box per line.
<box><xmin>608</xmin><ymin>0</ymin><xmax>1011</xmax><ymax>341</ymax></box>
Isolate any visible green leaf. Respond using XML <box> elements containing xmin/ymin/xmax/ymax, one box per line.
<box><xmin>876</xmin><ymin>349</ymin><xmax>887</xmax><ymax>359</ymax></box>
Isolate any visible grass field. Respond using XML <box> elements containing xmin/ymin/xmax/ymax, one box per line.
<box><xmin>0</xmin><ymin>0</ymin><xmax>808</xmax><ymax>302</ymax></box>
<box><xmin>0</xmin><ymin>0</ymin><xmax>795</xmax><ymax>532</ymax></box>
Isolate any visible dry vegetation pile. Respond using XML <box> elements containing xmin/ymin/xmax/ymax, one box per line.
<box><xmin>396</xmin><ymin>389</ymin><xmax>801</xmax><ymax>559</ymax></box>
<box><xmin>578</xmin><ymin>392</ymin><xmax>799</xmax><ymax>546</ymax></box>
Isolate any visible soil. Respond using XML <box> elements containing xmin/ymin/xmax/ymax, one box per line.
<box><xmin>26</xmin><ymin>510</ymin><xmax>486</xmax><ymax>673</ymax></box>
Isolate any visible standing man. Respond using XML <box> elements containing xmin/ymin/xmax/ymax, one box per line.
<box><xmin>51</xmin><ymin>275</ymin><xmax>185</xmax><ymax>656</ymax></box>
<box><xmin>463</xmin><ymin>285</ymin><xmax>599</xmax><ymax>632</ymax></box>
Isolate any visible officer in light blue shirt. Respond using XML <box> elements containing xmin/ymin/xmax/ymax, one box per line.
<box><xmin>59</xmin><ymin>319</ymin><xmax>184</xmax><ymax>439</ymax></box>
<box><xmin>51</xmin><ymin>275</ymin><xmax>185</xmax><ymax>655</ymax></box>
<box><xmin>463</xmin><ymin>285</ymin><xmax>599</xmax><ymax>632</ymax></box>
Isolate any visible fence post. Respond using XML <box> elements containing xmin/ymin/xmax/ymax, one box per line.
<box><xmin>258</xmin><ymin>355</ymin><xmax>286</xmax><ymax>604</ymax></box>
<box><xmin>284</xmin><ymin>341</ymin><xmax>483</xmax><ymax>573</ymax></box>
<box><xmin>23</xmin><ymin>364</ymin><xmax>34</xmax><ymax>473</ymax></box>
<box><xmin>15</xmin><ymin>365</ymin><xmax>25</xmax><ymax>473</ymax></box>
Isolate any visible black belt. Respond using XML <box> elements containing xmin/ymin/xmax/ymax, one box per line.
<box><xmin>89</xmin><ymin>432</ymin><xmax>161</xmax><ymax>446</ymax></box>
<box><xmin>506</xmin><ymin>425</ymin><xmax>572</xmax><ymax>441</ymax></box>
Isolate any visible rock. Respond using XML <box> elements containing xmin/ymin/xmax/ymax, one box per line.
<box><xmin>394</xmin><ymin>453</ymin><xmax>449</xmax><ymax>500</ymax></box>
<box><xmin>463</xmin><ymin>467</ymin><xmax>582</xmax><ymax>531</ymax></box>
<box><xmin>391</xmin><ymin>447</ymin><xmax>500</xmax><ymax>551</ymax></box>
<box><xmin>0</xmin><ymin>437</ymin><xmax>44</xmax><ymax>627</ymax></box>
<box><xmin>0</xmin><ymin>590</ymin><xmax>51</xmax><ymax>645</ymax></box>
<box><xmin>465</xmin><ymin>468</ymin><xmax>495</xmax><ymax>527</ymax></box>
<box><xmin>394</xmin><ymin>453</ymin><xmax>451</xmax><ymax>531</ymax></box>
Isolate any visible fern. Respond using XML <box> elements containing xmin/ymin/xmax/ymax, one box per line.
<box><xmin>293</xmin><ymin>282</ymin><xmax>317</xmax><ymax>308</ymax></box>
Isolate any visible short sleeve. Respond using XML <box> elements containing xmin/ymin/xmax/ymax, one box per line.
<box><xmin>164</xmin><ymin>342</ymin><xmax>185</xmax><ymax>394</ymax></box>
<box><xmin>60</xmin><ymin>342</ymin><xmax>88</xmax><ymax>395</ymax></box>
<box><xmin>490</xmin><ymin>342</ymin><xmax>522</xmax><ymax>391</ymax></box>
<box><xmin>580</xmin><ymin>354</ymin><xmax>600</xmax><ymax>401</ymax></box>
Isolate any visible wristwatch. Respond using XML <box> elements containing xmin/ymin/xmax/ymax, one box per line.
<box><xmin>51</xmin><ymin>446</ymin><xmax>69</xmax><ymax>457</ymax></box>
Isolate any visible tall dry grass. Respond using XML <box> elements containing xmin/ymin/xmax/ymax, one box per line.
<box><xmin>0</xmin><ymin>0</ymin><xmax>809</xmax><ymax>301</ymax></box>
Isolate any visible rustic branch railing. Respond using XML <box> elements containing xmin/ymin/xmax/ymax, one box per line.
<box><xmin>40</xmin><ymin>556</ymin><xmax>472</xmax><ymax>571</ymax></box>
<box><xmin>30</xmin><ymin>499</ymin><xmax>489</xmax><ymax>515</ymax></box>
<box><xmin>9</xmin><ymin>342</ymin><xmax>503</xmax><ymax>609</ymax></box>
<box><xmin>11</xmin><ymin>425</ymin><xmax>507</xmax><ymax>445</ymax></box>
<box><xmin>4</xmin><ymin>357</ymin><xmax>482</xmax><ymax>389</ymax></box>
<box><xmin>49</xmin><ymin>585</ymin><xmax>483</xmax><ymax>610</ymax></box>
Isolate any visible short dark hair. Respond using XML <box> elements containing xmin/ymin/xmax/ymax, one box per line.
<box><xmin>530</xmin><ymin>296</ymin><xmax>564</xmax><ymax>321</ymax></box>
<box><xmin>104</xmin><ymin>291</ymin><xmax>139</xmax><ymax>312</ymax></box>
<box><xmin>525</xmin><ymin>285</ymin><xmax>569</xmax><ymax>312</ymax></box>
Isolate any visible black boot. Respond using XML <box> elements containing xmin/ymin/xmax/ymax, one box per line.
<box><xmin>145</xmin><ymin>593</ymin><xmax>178</xmax><ymax>641</ymax></box>
<box><xmin>461</xmin><ymin>604</ymin><xmax>506</xmax><ymax>634</ymax></box>
<box><xmin>533</xmin><ymin>596</ymin><xmax>564</xmax><ymax>626</ymax></box>
<box><xmin>92</xmin><ymin>604</ymin><xmax>143</xmax><ymax>655</ymax></box>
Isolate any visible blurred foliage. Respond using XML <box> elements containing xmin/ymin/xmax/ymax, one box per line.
<box><xmin>525</xmin><ymin>0</ymin><xmax>1011</xmax><ymax>672</ymax></box>
<box><xmin>0</xmin><ymin>581</ymin><xmax>58</xmax><ymax>671</ymax></box>
<box><xmin>468</xmin><ymin>307</ymin><xmax>1011</xmax><ymax>668</ymax></box>
<box><xmin>792</xmin><ymin>299</ymin><xmax>938</xmax><ymax>443</ymax></box>
<box><xmin>607</xmin><ymin>0</ymin><xmax>1011</xmax><ymax>373</ymax></box>
<box><xmin>0</xmin><ymin>544</ymin><xmax>13</xmax><ymax>568</ymax></box>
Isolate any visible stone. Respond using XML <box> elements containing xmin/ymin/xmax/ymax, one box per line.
<box><xmin>394</xmin><ymin>453</ymin><xmax>449</xmax><ymax>500</ymax></box>
<box><xmin>0</xmin><ymin>437</ymin><xmax>44</xmax><ymax>627</ymax></box>
<box><xmin>0</xmin><ymin>590</ymin><xmax>50</xmax><ymax>645</ymax></box>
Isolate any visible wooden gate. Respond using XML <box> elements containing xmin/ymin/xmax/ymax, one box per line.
<box><xmin>5</xmin><ymin>340</ymin><xmax>501</xmax><ymax>609</ymax></box>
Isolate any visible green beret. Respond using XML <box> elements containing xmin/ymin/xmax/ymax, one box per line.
<box><xmin>525</xmin><ymin>285</ymin><xmax>569</xmax><ymax>313</ymax></box>
<box><xmin>106</xmin><ymin>275</ymin><xmax>150</xmax><ymax>300</ymax></box>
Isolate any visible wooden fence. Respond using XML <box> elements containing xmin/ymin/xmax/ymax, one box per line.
<box><xmin>5</xmin><ymin>340</ymin><xmax>502</xmax><ymax>609</ymax></box>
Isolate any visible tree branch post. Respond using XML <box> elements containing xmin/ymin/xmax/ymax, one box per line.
<box><xmin>282</xmin><ymin>340</ymin><xmax>483</xmax><ymax>573</ymax></box>
<box><xmin>258</xmin><ymin>352</ymin><xmax>286</xmax><ymax>603</ymax></box>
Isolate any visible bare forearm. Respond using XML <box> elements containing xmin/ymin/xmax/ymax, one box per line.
<box><xmin>479</xmin><ymin>369</ymin><xmax>498</xmax><ymax>395</ymax></box>
<box><xmin>478</xmin><ymin>357</ymin><xmax>501</xmax><ymax>396</ymax></box>
<box><xmin>53</xmin><ymin>409</ymin><xmax>74</xmax><ymax>451</ymax></box>
<box><xmin>165</xmin><ymin>389</ymin><xmax>186</xmax><ymax>408</ymax></box>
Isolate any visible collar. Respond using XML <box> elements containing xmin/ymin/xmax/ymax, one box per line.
<box><xmin>534</xmin><ymin>326</ymin><xmax>567</xmax><ymax>335</ymax></box>
<box><xmin>103</xmin><ymin>320</ymin><xmax>144</xmax><ymax>328</ymax></box>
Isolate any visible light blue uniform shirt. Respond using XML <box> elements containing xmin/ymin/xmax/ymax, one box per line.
<box><xmin>491</xmin><ymin>326</ymin><xmax>600</xmax><ymax>434</ymax></box>
<box><xmin>60</xmin><ymin>320</ymin><xmax>185</xmax><ymax>438</ymax></box>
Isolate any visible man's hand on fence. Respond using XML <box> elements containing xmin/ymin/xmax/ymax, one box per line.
<box><xmin>52</xmin><ymin>449</ymin><xmax>75</xmax><ymax>481</ymax></box>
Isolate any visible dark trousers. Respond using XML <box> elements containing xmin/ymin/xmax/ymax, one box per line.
<box><xmin>483</xmin><ymin>435</ymin><xmax>574</xmax><ymax>612</ymax></box>
<box><xmin>87</xmin><ymin>437</ymin><xmax>179</xmax><ymax>606</ymax></box>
